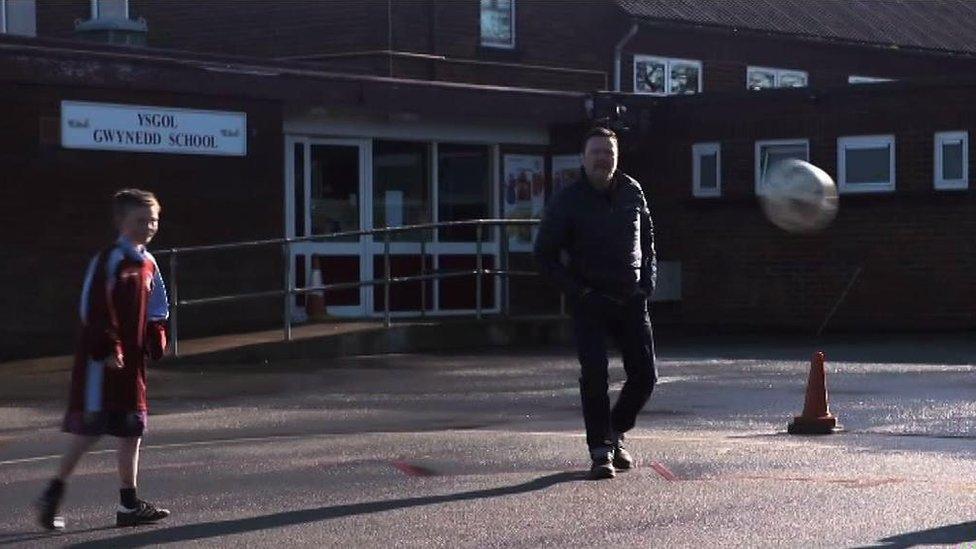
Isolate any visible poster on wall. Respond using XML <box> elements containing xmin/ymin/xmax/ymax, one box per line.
<box><xmin>502</xmin><ymin>154</ymin><xmax>545</xmax><ymax>252</ymax></box>
<box><xmin>551</xmin><ymin>154</ymin><xmax>581</xmax><ymax>195</ymax></box>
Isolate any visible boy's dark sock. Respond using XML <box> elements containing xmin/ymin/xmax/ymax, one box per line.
<box><xmin>44</xmin><ymin>479</ymin><xmax>65</xmax><ymax>500</ymax></box>
<box><xmin>120</xmin><ymin>488</ymin><xmax>138</xmax><ymax>509</ymax></box>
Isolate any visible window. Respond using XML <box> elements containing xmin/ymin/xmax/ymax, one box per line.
<box><xmin>934</xmin><ymin>131</ymin><xmax>968</xmax><ymax>190</ymax></box>
<box><xmin>755</xmin><ymin>139</ymin><xmax>809</xmax><ymax>194</ymax></box>
<box><xmin>634</xmin><ymin>55</ymin><xmax>702</xmax><ymax>96</ymax></box>
<box><xmin>837</xmin><ymin>135</ymin><xmax>895</xmax><ymax>193</ymax></box>
<box><xmin>848</xmin><ymin>75</ymin><xmax>895</xmax><ymax>84</ymax></box>
<box><xmin>747</xmin><ymin>67</ymin><xmax>808</xmax><ymax>90</ymax></box>
<box><xmin>692</xmin><ymin>143</ymin><xmax>721</xmax><ymax>197</ymax></box>
<box><xmin>309</xmin><ymin>144</ymin><xmax>360</xmax><ymax>240</ymax></box>
<box><xmin>437</xmin><ymin>143</ymin><xmax>492</xmax><ymax>241</ymax></box>
<box><xmin>92</xmin><ymin>0</ymin><xmax>128</xmax><ymax>19</ymax></box>
<box><xmin>373</xmin><ymin>141</ymin><xmax>431</xmax><ymax>240</ymax></box>
<box><xmin>480</xmin><ymin>0</ymin><xmax>514</xmax><ymax>49</ymax></box>
<box><xmin>1</xmin><ymin>0</ymin><xmax>36</xmax><ymax>36</ymax></box>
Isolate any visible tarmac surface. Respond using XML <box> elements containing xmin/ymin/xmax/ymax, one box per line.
<box><xmin>1</xmin><ymin>334</ymin><xmax>975</xmax><ymax>547</ymax></box>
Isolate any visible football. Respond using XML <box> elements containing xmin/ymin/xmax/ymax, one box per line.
<box><xmin>759</xmin><ymin>159</ymin><xmax>839</xmax><ymax>233</ymax></box>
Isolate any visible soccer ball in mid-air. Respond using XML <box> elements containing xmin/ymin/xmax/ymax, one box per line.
<box><xmin>759</xmin><ymin>159</ymin><xmax>839</xmax><ymax>233</ymax></box>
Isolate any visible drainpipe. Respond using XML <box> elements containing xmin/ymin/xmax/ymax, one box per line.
<box><xmin>613</xmin><ymin>21</ymin><xmax>639</xmax><ymax>92</ymax></box>
<box><xmin>387</xmin><ymin>0</ymin><xmax>394</xmax><ymax>77</ymax></box>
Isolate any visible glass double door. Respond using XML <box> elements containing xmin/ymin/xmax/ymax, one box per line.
<box><xmin>285</xmin><ymin>136</ymin><xmax>500</xmax><ymax>318</ymax></box>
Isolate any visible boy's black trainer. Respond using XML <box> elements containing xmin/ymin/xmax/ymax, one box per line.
<box><xmin>36</xmin><ymin>479</ymin><xmax>65</xmax><ymax>531</ymax></box>
<box><xmin>116</xmin><ymin>500</ymin><xmax>171</xmax><ymax>527</ymax></box>
<box><xmin>35</xmin><ymin>494</ymin><xmax>65</xmax><ymax>531</ymax></box>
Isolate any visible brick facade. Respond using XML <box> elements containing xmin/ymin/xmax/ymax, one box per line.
<box><xmin>33</xmin><ymin>1</ymin><xmax>976</xmax><ymax>95</ymax></box>
<box><xmin>617</xmin><ymin>83</ymin><xmax>976</xmax><ymax>332</ymax></box>
<box><xmin>8</xmin><ymin>0</ymin><xmax>976</xmax><ymax>352</ymax></box>
<box><xmin>0</xmin><ymin>70</ymin><xmax>285</xmax><ymax>360</ymax></box>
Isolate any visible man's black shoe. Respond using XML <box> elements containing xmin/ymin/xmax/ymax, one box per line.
<box><xmin>116</xmin><ymin>499</ymin><xmax>171</xmax><ymax>527</ymax></box>
<box><xmin>612</xmin><ymin>435</ymin><xmax>634</xmax><ymax>470</ymax></box>
<box><xmin>588</xmin><ymin>447</ymin><xmax>616</xmax><ymax>480</ymax></box>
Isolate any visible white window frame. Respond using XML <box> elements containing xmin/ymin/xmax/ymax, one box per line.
<box><xmin>934</xmin><ymin>131</ymin><xmax>969</xmax><ymax>190</ymax></box>
<box><xmin>754</xmin><ymin>138</ymin><xmax>809</xmax><ymax>194</ymax></box>
<box><xmin>2</xmin><ymin>0</ymin><xmax>38</xmax><ymax>37</ymax></box>
<box><xmin>480</xmin><ymin>0</ymin><xmax>515</xmax><ymax>49</ymax></box>
<box><xmin>837</xmin><ymin>135</ymin><xmax>896</xmax><ymax>193</ymax></box>
<box><xmin>633</xmin><ymin>55</ymin><xmax>703</xmax><ymax>96</ymax></box>
<box><xmin>848</xmin><ymin>75</ymin><xmax>895</xmax><ymax>84</ymax></box>
<box><xmin>692</xmin><ymin>142</ymin><xmax>721</xmax><ymax>197</ymax></box>
<box><xmin>91</xmin><ymin>0</ymin><xmax>129</xmax><ymax>19</ymax></box>
<box><xmin>746</xmin><ymin>66</ymin><xmax>808</xmax><ymax>90</ymax></box>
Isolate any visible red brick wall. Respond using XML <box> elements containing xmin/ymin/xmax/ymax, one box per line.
<box><xmin>0</xmin><ymin>83</ymin><xmax>285</xmax><ymax>360</ymax></box>
<box><xmin>34</xmin><ymin>0</ymin><xmax>615</xmax><ymax>91</ymax></box>
<box><xmin>129</xmin><ymin>0</ymin><xmax>389</xmax><ymax>57</ymax></box>
<box><xmin>37</xmin><ymin>1</ymin><xmax>976</xmax><ymax>96</ymax></box>
<box><xmin>619</xmin><ymin>84</ymin><xmax>976</xmax><ymax>332</ymax></box>
<box><xmin>35</xmin><ymin>0</ymin><xmax>88</xmax><ymax>38</ymax></box>
<box><xmin>34</xmin><ymin>1</ymin><xmax>976</xmax><ymax>96</ymax></box>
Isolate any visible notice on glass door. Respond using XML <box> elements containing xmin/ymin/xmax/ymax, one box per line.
<box><xmin>502</xmin><ymin>154</ymin><xmax>545</xmax><ymax>252</ymax></box>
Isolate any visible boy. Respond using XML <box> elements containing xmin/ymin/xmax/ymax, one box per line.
<box><xmin>37</xmin><ymin>189</ymin><xmax>171</xmax><ymax>530</ymax></box>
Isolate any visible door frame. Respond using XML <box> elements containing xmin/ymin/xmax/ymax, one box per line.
<box><xmin>284</xmin><ymin>135</ymin><xmax>503</xmax><ymax>318</ymax></box>
<box><xmin>285</xmin><ymin>135</ymin><xmax>372</xmax><ymax>316</ymax></box>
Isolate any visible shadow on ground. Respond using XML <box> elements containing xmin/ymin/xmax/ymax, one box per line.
<box><xmin>63</xmin><ymin>471</ymin><xmax>583</xmax><ymax>548</ymax></box>
<box><xmin>857</xmin><ymin>520</ymin><xmax>976</xmax><ymax>548</ymax></box>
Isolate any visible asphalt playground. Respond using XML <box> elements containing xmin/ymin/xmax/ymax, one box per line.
<box><xmin>1</xmin><ymin>334</ymin><xmax>975</xmax><ymax>547</ymax></box>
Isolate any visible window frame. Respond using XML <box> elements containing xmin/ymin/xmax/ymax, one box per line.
<box><xmin>692</xmin><ymin>142</ymin><xmax>721</xmax><ymax>198</ymax></box>
<box><xmin>837</xmin><ymin>134</ymin><xmax>896</xmax><ymax>193</ymax></box>
<box><xmin>848</xmin><ymin>75</ymin><xmax>895</xmax><ymax>84</ymax></box>
<box><xmin>479</xmin><ymin>0</ymin><xmax>516</xmax><ymax>50</ymax></box>
<box><xmin>633</xmin><ymin>54</ymin><xmax>702</xmax><ymax>96</ymax></box>
<box><xmin>754</xmin><ymin>138</ymin><xmax>810</xmax><ymax>194</ymax></box>
<box><xmin>934</xmin><ymin>130</ymin><xmax>969</xmax><ymax>190</ymax></box>
<box><xmin>746</xmin><ymin>66</ymin><xmax>808</xmax><ymax>90</ymax></box>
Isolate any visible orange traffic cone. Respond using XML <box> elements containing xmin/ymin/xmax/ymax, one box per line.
<box><xmin>787</xmin><ymin>351</ymin><xmax>841</xmax><ymax>434</ymax></box>
<box><xmin>306</xmin><ymin>256</ymin><xmax>328</xmax><ymax>320</ymax></box>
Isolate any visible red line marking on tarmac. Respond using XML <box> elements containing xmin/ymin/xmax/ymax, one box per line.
<box><xmin>650</xmin><ymin>461</ymin><xmax>678</xmax><ymax>481</ymax></box>
<box><xmin>391</xmin><ymin>460</ymin><xmax>437</xmax><ymax>477</ymax></box>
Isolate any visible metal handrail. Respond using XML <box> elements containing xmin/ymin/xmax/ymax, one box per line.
<box><xmin>156</xmin><ymin>218</ymin><xmax>552</xmax><ymax>357</ymax></box>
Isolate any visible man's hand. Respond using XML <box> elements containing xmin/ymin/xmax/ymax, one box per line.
<box><xmin>631</xmin><ymin>287</ymin><xmax>650</xmax><ymax>301</ymax></box>
<box><xmin>581</xmin><ymin>288</ymin><xmax>624</xmax><ymax>307</ymax></box>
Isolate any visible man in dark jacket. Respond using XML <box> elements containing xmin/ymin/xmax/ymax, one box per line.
<box><xmin>533</xmin><ymin>126</ymin><xmax>657</xmax><ymax>480</ymax></box>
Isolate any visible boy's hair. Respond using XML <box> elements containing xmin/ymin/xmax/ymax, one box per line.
<box><xmin>582</xmin><ymin>126</ymin><xmax>618</xmax><ymax>151</ymax></box>
<box><xmin>113</xmin><ymin>188</ymin><xmax>160</xmax><ymax>220</ymax></box>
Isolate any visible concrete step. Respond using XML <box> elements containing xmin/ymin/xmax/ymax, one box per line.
<box><xmin>165</xmin><ymin>316</ymin><xmax>573</xmax><ymax>365</ymax></box>
<box><xmin>0</xmin><ymin>316</ymin><xmax>573</xmax><ymax>373</ymax></box>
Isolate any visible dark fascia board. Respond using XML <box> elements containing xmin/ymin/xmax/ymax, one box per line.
<box><xmin>0</xmin><ymin>34</ymin><xmax>587</xmax><ymax>124</ymax></box>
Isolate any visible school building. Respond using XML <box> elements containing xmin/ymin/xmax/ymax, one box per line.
<box><xmin>2</xmin><ymin>0</ymin><xmax>976</xmax><ymax>359</ymax></box>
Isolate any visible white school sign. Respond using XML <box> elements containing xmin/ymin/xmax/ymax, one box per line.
<box><xmin>61</xmin><ymin>101</ymin><xmax>247</xmax><ymax>156</ymax></box>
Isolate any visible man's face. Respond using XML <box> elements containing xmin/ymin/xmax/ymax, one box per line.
<box><xmin>118</xmin><ymin>204</ymin><xmax>160</xmax><ymax>247</ymax></box>
<box><xmin>582</xmin><ymin>135</ymin><xmax>618</xmax><ymax>190</ymax></box>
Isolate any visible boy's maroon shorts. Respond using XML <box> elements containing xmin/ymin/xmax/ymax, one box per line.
<box><xmin>63</xmin><ymin>410</ymin><xmax>148</xmax><ymax>438</ymax></box>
